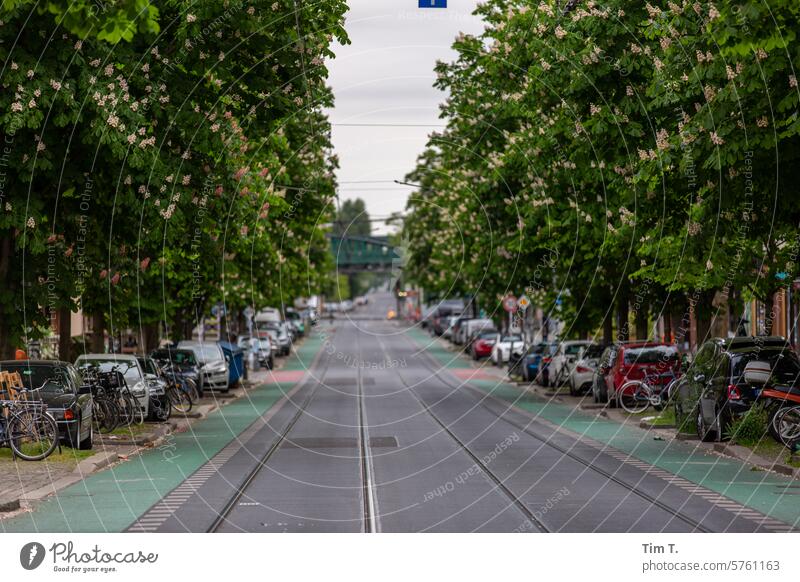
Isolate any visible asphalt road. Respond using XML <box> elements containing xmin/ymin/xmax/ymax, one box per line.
<box><xmin>129</xmin><ymin>293</ymin><xmax>790</xmax><ymax>533</ymax></box>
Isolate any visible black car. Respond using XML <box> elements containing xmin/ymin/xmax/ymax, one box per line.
<box><xmin>672</xmin><ymin>336</ymin><xmax>800</xmax><ymax>441</ymax></box>
<box><xmin>0</xmin><ymin>360</ymin><xmax>94</xmax><ymax>449</ymax></box>
<box><xmin>150</xmin><ymin>348</ymin><xmax>200</xmax><ymax>382</ymax></box>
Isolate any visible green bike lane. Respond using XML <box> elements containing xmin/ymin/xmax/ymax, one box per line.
<box><xmin>406</xmin><ymin>326</ymin><xmax>800</xmax><ymax>529</ymax></box>
<box><xmin>1</xmin><ymin>332</ymin><xmax>325</xmax><ymax>533</ymax></box>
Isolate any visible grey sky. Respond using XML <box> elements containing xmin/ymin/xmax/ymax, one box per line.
<box><xmin>326</xmin><ymin>0</ymin><xmax>484</xmax><ymax>234</ymax></box>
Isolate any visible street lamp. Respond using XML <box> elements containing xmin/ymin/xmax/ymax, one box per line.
<box><xmin>393</xmin><ymin>179</ymin><xmax>422</xmax><ymax>188</ymax></box>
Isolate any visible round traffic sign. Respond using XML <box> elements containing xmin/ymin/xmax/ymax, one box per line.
<box><xmin>503</xmin><ymin>295</ymin><xmax>518</xmax><ymax>313</ymax></box>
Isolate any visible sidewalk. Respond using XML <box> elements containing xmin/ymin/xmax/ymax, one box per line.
<box><xmin>406</xmin><ymin>326</ymin><xmax>800</xmax><ymax>530</ymax></box>
<box><xmin>0</xmin><ymin>331</ymin><xmax>324</xmax><ymax>532</ymax></box>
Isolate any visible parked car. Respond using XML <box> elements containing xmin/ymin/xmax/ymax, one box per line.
<box><xmin>470</xmin><ymin>330</ymin><xmax>499</xmax><ymax>360</ymax></box>
<box><xmin>490</xmin><ymin>333</ymin><xmax>524</xmax><ymax>365</ymax></box>
<box><xmin>177</xmin><ymin>341</ymin><xmax>229</xmax><ymax>392</ymax></box>
<box><xmin>592</xmin><ymin>342</ymin><xmax>681</xmax><ymax>406</ymax></box>
<box><xmin>450</xmin><ymin>316</ymin><xmax>474</xmax><ymax>344</ymax></box>
<box><xmin>461</xmin><ymin>319</ymin><xmax>495</xmax><ymax>347</ymax></box>
<box><xmin>567</xmin><ymin>343</ymin><xmax>607</xmax><ymax>396</ymax></box>
<box><xmin>137</xmin><ymin>356</ymin><xmax>171</xmax><ymax>421</ymax></box>
<box><xmin>257</xmin><ymin>322</ymin><xmax>291</xmax><ymax>356</ymax></box>
<box><xmin>442</xmin><ymin>315</ymin><xmax>459</xmax><ymax>340</ymax></box>
<box><xmin>672</xmin><ymin>336</ymin><xmax>797</xmax><ymax>442</ymax></box>
<box><xmin>75</xmin><ymin>353</ymin><xmax>150</xmax><ymax>418</ymax></box>
<box><xmin>255</xmin><ymin>307</ymin><xmax>282</xmax><ymax>325</ymax></box>
<box><xmin>251</xmin><ymin>337</ymin><xmax>275</xmax><ymax>369</ymax></box>
<box><xmin>432</xmin><ymin>300</ymin><xmax>465</xmax><ymax>335</ymax></box>
<box><xmin>508</xmin><ymin>342</ymin><xmax>557</xmax><ymax>383</ymax></box>
<box><xmin>149</xmin><ymin>348</ymin><xmax>201</xmax><ymax>393</ymax></box>
<box><xmin>285</xmin><ymin>309</ymin><xmax>306</xmax><ymax>337</ymax></box>
<box><xmin>0</xmin><ymin>360</ymin><xmax>94</xmax><ymax>449</ymax></box>
<box><xmin>549</xmin><ymin>340</ymin><xmax>595</xmax><ymax>387</ymax></box>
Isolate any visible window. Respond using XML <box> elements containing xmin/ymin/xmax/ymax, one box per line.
<box><xmin>731</xmin><ymin>350</ymin><xmax>800</xmax><ymax>385</ymax></box>
<box><xmin>0</xmin><ymin>363</ymin><xmax>74</xmax><ymax>395</ymax></box>
<box><xmin>623</xmin><ymin>345</ymin><xmax>679</xmax><ymax>365</ymax></box>
<box><xmin>77</xmin><ymin>358</ymin><xmax>143</xmax><ymax>385</ymax></box>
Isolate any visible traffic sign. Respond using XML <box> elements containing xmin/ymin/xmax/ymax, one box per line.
<box><xmin>518</xmin><ymin>295</ymin><xmax>530</xmax><ymax>311</ymax></box>
<box><xmin>503</xmin><ymin>295</ymin><xmax>518</xmax><ymax>313</ymax></box>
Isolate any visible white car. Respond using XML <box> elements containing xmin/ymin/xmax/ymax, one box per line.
<box><xmin>75</xmin><ymin>353</ymin><xmax>150</xmax><ymax>417</ymax></box>
<box><xmin>442</xmin><ymin>315</ymin><xmax>459</xmax><ymax>339</ymax></box>
<box><xmin>178</xmin><ymin>341</ymin><xmax>229</xmax><ymax>392</ymax></box>
<box><xmin>567</xmin><ymin>343</ymin><xmax>607</xmax><ymax>396</ymax></box>
<box><xmin>490</xmin><ymin>334</ymin><xmax>524</xmax><ymax>365</ymax></box>
<box><xmin>549</xmin><ymin>340</ymin><xmax>595</xmax><ymax>387</ymax></box>
<box><xmin>459</xmin><ymin>318</ymin><xmax>494</xmax><ymax>345</ymax></box>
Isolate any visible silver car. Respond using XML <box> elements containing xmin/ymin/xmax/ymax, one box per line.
<box><xmin>178</xmin><ymin>341</ymin><xmax>229</xmax><ymax>392</ymax></box>
<box><xmin>75</xmin><ymin>353</ymin><xmax>150</xmax><ymax>417</ymax></box>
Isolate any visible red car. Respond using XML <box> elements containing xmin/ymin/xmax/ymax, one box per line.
<box><xmin>592</xmin><ymin>342</ymin><xmax>682</xmax><ymax>405</ymax></box>
<box><xmin>470</xmin><ymin>331</ymin><xmax>498</xmax><ymax>360</ymax></box>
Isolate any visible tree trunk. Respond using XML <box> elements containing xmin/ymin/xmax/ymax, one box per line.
<box><xmin>764</xmin><ymin>292</ymin><xmax>776</xmax><ymax>335</ymax></box>
<box><xmin>603</xmin><ymin>311</ymin><xmax>613</xmax><ymax>344</ymax></box>
<box><xmin>90</xmin><ymin>312</ymin><xmax>105</xmax><ymax>353</ymax></box>
<box><xmin>616</xmin><ymin>287</ymin><xmax>629</xmax><ymax>342</ymax></box>
<box><xmin>663</xmin><ymin>306</ymin><xmax>672</xmax><ymax>343</ymax></box>
<box><xmin>693</xmin><ymin>291</ymin><xmax>715</xmax><ymax>347</ymax></box>
<box><xmin>635</xmin><ymin>304</ymin><xmax>649</xmax><ymax>340</ymax></box>
<box><xmin>58</xmin><ymin>307</ymin><xmax>72</xmax><ymax>361</ymax></box>
<box><xmin>142</xmin><ymin>322</ymin><xmax>159</xmax><ymax>353</ymax></box>
<box><xmin>0</xmin><ymin>235</ymin><xmax>14</xmax><ymax>359</ymax></box>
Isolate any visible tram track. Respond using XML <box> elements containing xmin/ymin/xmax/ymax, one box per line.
<box><xmin>402</xmin><ymin>330</ymin><xmax>715</xmax><ymax>533</ymax></box>
<box><xmin>373</xmin><ymin>333</ymin><xmax>550</xmax><ymax>532</ymax></box>
<box><xmin>206</xmin><ymin>351</ymin><xmax>335</xmax><ymax>533</ymax></box>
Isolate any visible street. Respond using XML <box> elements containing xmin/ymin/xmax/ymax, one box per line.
<box><xmin>5</xmin><ymin>293</ymin><xmax>795</xmax><ymax>534</ymax></box>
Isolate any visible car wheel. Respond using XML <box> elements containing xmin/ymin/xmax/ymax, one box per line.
<box><xmin>696</xmin><ymin>406</ymin><xmax>718</xmax><ymax>442</ymax></box>
<box><xmin>568</xmin><ymin>377</ymin><xmax>578</xmax><ymax>396</ymax></box>
<box><xmin>79</xmin><ymin>421</ymin><xmax>93</xmax><ymax>450</ymax></box>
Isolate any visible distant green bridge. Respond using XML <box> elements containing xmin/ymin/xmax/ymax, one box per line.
<box><xmin>328</xmin><ymin>235</ymin><xmax>400</xmax><ymax>273</ymax></box>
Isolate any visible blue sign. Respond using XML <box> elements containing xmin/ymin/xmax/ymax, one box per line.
<box><xmin>419</xmin><ymin>0</ymin><xmax>447</xmax><ymax>7</ymax></box>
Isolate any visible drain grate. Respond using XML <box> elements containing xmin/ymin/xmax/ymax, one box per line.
<box><xmin>281</xmin><ymin>436</ymin><xmax>398</xmax><ymax>450</ymax></box>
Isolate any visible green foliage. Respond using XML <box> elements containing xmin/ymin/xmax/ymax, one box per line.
<box><xmin>403</xmin><ymin>0</ymin><xmax>800</xmax><ymax>338</ymax></box>
<box><xmin>0</xmin><ymin>0</ymin><xmax>349</xmax><ymax>353</ymax></box>
<box><xmin>727</xmin><ymin>404</ymin><xmax>770</xmax><ymax>447</ymax></box>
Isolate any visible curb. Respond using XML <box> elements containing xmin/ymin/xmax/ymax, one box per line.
<box><xmin>713</xmin><ymin>443</ymin><xmax>798</xmax><ymax>478</ymax></box>
<box><xmin>639</xmin><ymin>420</ymin><xmax>677</xmax><ymax>430</ymax></box>
<box><xmin>73</xmin><ymin>451</ymin><xmax>119</xmax><ymax>476</ymax></box>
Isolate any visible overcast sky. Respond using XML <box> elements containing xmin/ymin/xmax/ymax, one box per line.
<box><xmin>325</xmin><ymin>0</ymin><xmax>484</xmax><ymax>234</ymax></box>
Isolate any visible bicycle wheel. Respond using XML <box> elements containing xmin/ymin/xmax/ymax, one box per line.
<box><xmin>95</xmin><ymin>398</ymin><xmax>120</xmax><ymax>433</ymax></box>
<box><xmin>9</xmin><ymin>410</ymin><xmax>59</xmax><ymax>461</ymax></box>
<box><xmin>92</xmin><ymin>399</ymin><xmax>107</xmax><ymax>433</ymax></box>
<box><xmin>168</xmin><ymin>385</ymin><xmax>192</xmax><ymax>414</ymax></box>
<box><xmin>184</xmin><ymin>378</ymin><xmax>200</xmax><ymax>401</ymax></box>
<box><xmin>618</xmin><ymin>381</ymin><xmax>652</xmax><ymax>414</ymax></box>
<box><xmin>772</xmin><ymin>405</ymin><xmax>800</xmax><ymax>445</ymax></box>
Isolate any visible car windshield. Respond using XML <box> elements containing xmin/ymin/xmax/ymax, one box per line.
<box><xmin>76</xmin><ymin>358</ymin><xmax>142</xmax><ymax>384</ymax></box>
<box><xmin>623</xmin><ymin>346</ymin><xmax>679</xmax><ymax>365</ymax></box>
<box><xmin>195</xmin><ymin>346</ymin><xmax>224</xmax><ymax>362</ymax></box>
<box><xmin>138</xmin><ymin>358</ymin><xmax>158</xmax><ymax>375</ymax></box>
<box><xmin>731</xmin><ymin>350</ymin><xmax>800</xmax><ymax>385</ymax></box>
<box><xmin>565</xmin><ymin>343</ymin><xmax>589</xmax><ymax>355</ymax></box>
<box><xmin>251</xmin><ymin>339</ymin><xmax>269</xmax><ymax>350</ymax></box>
<box><xmin>151</xmin><ymin>350</ymin><xmax>197</xmax><ymax>366</ymax></box>
<box><xmin>502</xmin><ymin>335</ymin><xmax>522</xmax><ymax>343</ymax></box>
<box><xmin>478</xmin><ymin>332</ymin><xmax>498</xmax><ymax>340</ymax></box>
<box><xmin>583</xmin><ymin>344</ymin><xmax>606</xmax><ymax>359</ymax></box>
<box><xmin>0</xmin><ymin>363</ymin><xmax>74</xmax><ymax>394</ymax></box>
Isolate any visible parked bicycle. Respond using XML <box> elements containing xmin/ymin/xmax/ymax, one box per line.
<box><xmin>0</xmin><ymin>397</ymin><xmax>59</xmax><ymax>461</ymax></box>
<box><xmin>617</xmin><ymin>372</ymin><xmax>674</xmax><ymax>414</ymax></box>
